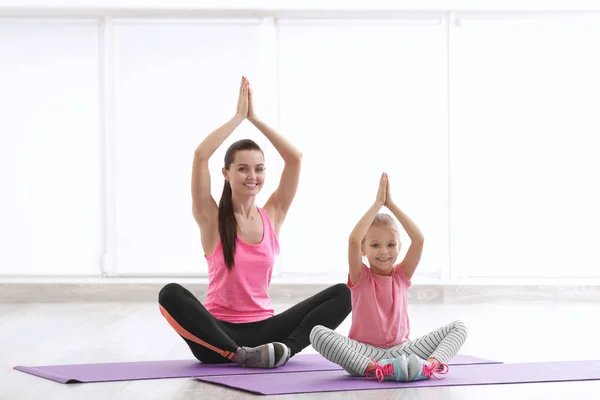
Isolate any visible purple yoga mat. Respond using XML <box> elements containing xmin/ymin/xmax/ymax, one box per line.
<box><xmin>13</xmin><ymin>354</ymin><xmax>334</xmax><ymax>384</ymax></box>
<box><xmin>198</xmin><ymin>360</ymin><xmax>600</xmax><ymax>395</ymax></box>
<box><xmin>13</xmin><ymin>354</ymin><xmax>497</xmax><ymax>384</ymax></box>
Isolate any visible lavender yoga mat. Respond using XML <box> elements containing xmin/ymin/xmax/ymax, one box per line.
<box><xmin>13</xmin><ymin>354</ymin><xmax>497</xmax><ymax>384</ymax></box>
<box><xmin>198</xmin><ymin>360</ymin><xmax>600</xmax><ymax>395</ymax></box>
<box><xmin>13</xmin><ymin>354</ymin><xmax>334</xmax><ymax>384</ymax></box>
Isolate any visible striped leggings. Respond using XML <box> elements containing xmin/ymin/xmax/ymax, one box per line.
<box><xmin>309</xmin><ymin>320</ymin><xmax>468</xmax><ymax>376</ymax></box>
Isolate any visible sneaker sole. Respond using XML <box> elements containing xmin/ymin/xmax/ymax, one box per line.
<box><xmin>267</xmin><ymin>343</ymin><xmax>275</xmax><ymax>368</ymax></box>
<box><xmin>273</xmin><ymin>344</ymin><xmax>290</xmax><ymax>368</ymax></box>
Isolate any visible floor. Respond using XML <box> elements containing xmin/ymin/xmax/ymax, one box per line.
<box><xmin>1</xmin><ymin>299</ymin><xmax>600</xmax><ymax>399</ymax></box>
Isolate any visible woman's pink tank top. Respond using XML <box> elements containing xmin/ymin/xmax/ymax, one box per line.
<box><xmin>204</xmin><ymin>207</ymin><xmax>280</xmax><ymax>323</ymax></box>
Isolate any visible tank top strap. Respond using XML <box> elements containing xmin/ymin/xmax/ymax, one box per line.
<box><xmin>257</xmin><ymin>206</ymin><xmax>280</xmax><ymax>254</ymax></box>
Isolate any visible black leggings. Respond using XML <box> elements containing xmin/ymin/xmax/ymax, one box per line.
<box><xmin>158</xmin><ymin>282</ymin><xmax>351</xmax><ymax>364</ymax></box>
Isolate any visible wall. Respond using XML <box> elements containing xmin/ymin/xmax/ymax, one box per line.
<box><xmin>1</xmin><ymin>4</ymin><xmax>600</xmax><ymax>284</ymax></box>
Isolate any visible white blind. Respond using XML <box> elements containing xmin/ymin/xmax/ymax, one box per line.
<box><xmin>275</xmin><ymin>19</ymin><xmax>448</xmax><ymax>278</ymax></box>
<box><xmin>112</xmin><ymin>19</ymin><xmax>272</xmax><ymax>275</ymax></box>
<box><xmin>0</xmin><ymin>19</ymin><xmax>102</xmax><ymax>275</ymax></box>
<box><xmin>450</xmin><ymin>16</ymin><xmax>600</xmax><ymax>278</ymax></box>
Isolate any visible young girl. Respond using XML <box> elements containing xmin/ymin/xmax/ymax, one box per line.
<box><xmin>310</xmin><ymin>172</ymin><xmax>467</xmax><ymax>382</ymax></box>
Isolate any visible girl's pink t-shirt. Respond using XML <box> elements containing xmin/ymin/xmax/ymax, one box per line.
<box><xmin>348</xmin><ymin>264</ymin><xmax>412</xmax><ymax>348</ymax></box>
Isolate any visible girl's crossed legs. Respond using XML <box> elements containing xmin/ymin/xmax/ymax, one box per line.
<box><xmin>309</xmin><ymin>321</ymin><xmax>468</xmax><ymax>377</ymax></box>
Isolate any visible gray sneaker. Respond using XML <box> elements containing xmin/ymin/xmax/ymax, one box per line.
<box><xmin>236</xmin><ymin>342</ymin><xmax>291</xmax><ymax>368</ymax></box>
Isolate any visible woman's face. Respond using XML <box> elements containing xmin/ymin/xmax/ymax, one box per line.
<box><xmin>223</xmin><ymin>149</ymin><xmax>265</xmax><ymax>197</ymax></box>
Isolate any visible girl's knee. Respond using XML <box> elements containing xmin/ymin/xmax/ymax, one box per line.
<box><xmin>309</xmin><ymin>325</ymin><xmax>331</xmax><ymax>344</ymax></box>
<box><xmin>452</xmin><ymin>320</ymin><xmax>468</xmax><ymax>337</ymax></box>
<box><xmin>453</xmin><ymin>320</ymin><xmax>467</xmax><ymax>330</ymax></box>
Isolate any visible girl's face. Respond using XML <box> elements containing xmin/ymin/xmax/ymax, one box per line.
<box><xmin>362</xmin><ymin>224</ymin><xmax>400</xmax><ymax>274</ymax></box>
<box><xmin>223</xmin><ymin>150</ymin><xmax>265</xmax><ymax>197</ymax></box>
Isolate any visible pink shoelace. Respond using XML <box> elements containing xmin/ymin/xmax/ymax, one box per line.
<box><xmin>422</xmin><ymin>362</ymin><xmax>449</xmax><ymax>379</ymax></box>
<box><xmin>365</xmin><ymin>361</ymin><xmax>394</xmax><ymax>383</ymax></box>
<box><xmin>365</xmin><ymin>360</ymin><xmax>450</xmax><ymax>382</ymax></box>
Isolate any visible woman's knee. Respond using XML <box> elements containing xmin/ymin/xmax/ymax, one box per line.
<box><xmin>330</xmin><ymin>283</ymin><xmax>351</xmax><ymax>308</ymax></box>
<box><xmin>331</xmin><ymin>283</ymin><xmax>351</xmax><ymax>297</ymax></box>
<box><xmin>158</xmin><ymin>282</ymin><xmax>184</xmax><ymax>306</ymax></box>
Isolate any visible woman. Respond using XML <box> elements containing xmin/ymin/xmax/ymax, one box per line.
<box><xmin>158</xmin><ymin>77</ymin><xmax>351</xmax><ymax>368</ymax></box>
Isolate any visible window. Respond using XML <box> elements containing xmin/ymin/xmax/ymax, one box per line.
<box><xmin>276</xmin><ymin>18</ymin><xmax>448</xmax><ymax>278</ymax></box>
<box><xmin>112</xmin><ymin>18</ymin><xmax>269</xmax><ymax>275</ymax></box>
<box><xmin>0</xmin><ymin>19</ymin><xmax>101</xmax><ymax>275</ymax></box>
<box><xmin>450</xmin><ymin>15</ymin><xmax>600</xmax><ymax>278</ymax></box>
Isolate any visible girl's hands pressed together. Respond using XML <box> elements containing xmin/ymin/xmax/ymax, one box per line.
<box><xmin>384</xmin><ymin>173</ymin><xmax>394</xmax><ymax>208</ymax></box>
<box><xmin>376</xmin><ymin>172</ymin><xmax>387</xmax><ymax>207</ymax></box>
